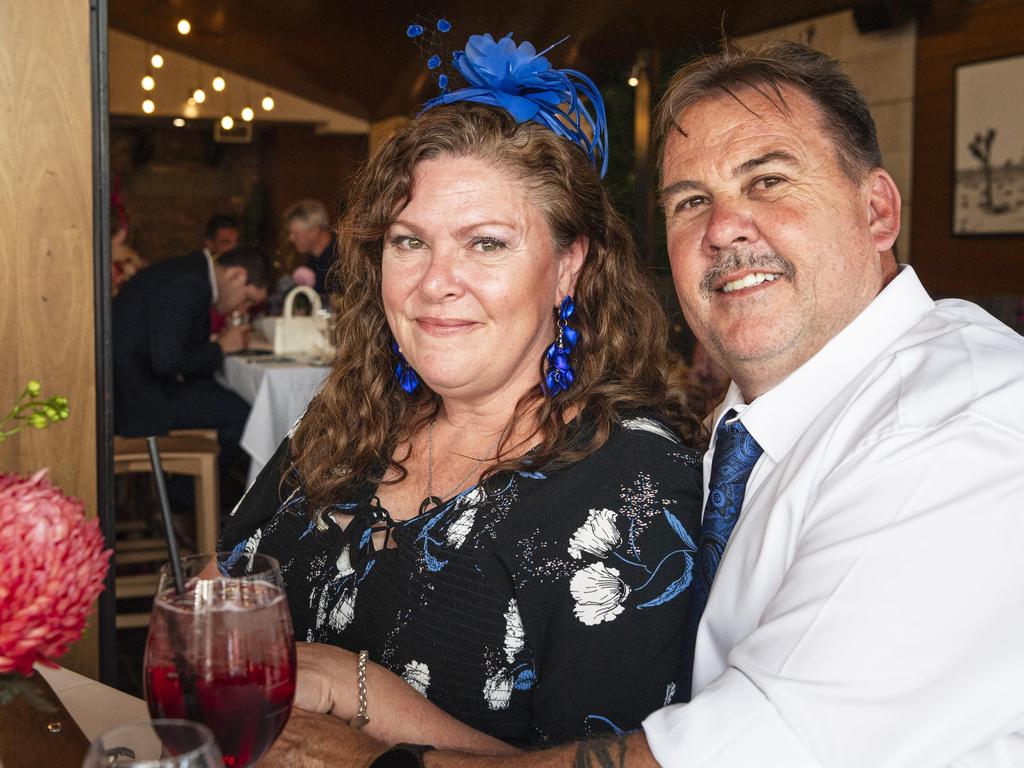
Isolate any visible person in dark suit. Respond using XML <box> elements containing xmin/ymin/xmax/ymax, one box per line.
<box><xmin>113</xmin><ymin>246</ymin><xmax>271</xmax><ymax>506</ymax></box>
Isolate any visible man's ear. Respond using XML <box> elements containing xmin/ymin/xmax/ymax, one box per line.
<box><xmin>866</xmin><ymin>169</ymin><xmax>901</xmax><ymax>253</ymax></box>
<box><xmin>555</xmin><ymin>236</ymin><xmax>588</xmax><ymax>302</ymax></box>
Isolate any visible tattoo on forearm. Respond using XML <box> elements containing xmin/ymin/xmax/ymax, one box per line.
<box><xmin>572</xmin><ymin>735</ymin><xmax>628</xmax><ymax>768</ymax></box>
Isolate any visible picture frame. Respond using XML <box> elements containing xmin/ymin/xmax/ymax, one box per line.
<box><xmin>952</xmin><ymin>53</ymin><xmax>1024</xmax><ymax>236</ymax></box>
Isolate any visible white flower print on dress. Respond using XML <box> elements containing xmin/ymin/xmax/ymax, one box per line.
<box><xmin>402</xmin><ymin>661</ymin><xmax>430</xmax><ymax>696</ymax></box>
<box><xmin>445</xmin><ymin>509</ymin><xmax>476</xmax><ymax>549</ymax></box>
<box><xmin>621</xmin><ymin>417</ymin><xmax>680</xmax><ymax>444</ymax></box>
<box><xmin>567</xmin><ymin>508</ymin><xmax>621</xmax><ymax>560</ymax></box>
<box><xmin>336</xmin><ymin>544</ymin><xmax>353</xmax><ymax>576</ymax></box>
<box><xmin>483</xmin><ymin>670</ymin><xmax>514</xmax><ymax>711</ymax></box>
<box><xmin>241</xmin><ymin>527</ymin><xmax>263</xmax><ymax>570</ymax></box>
<box><xmin>328</xmin><ymin>586</ymin><xmax>358</xmax><ymax>631</ymax></box>
<box><xmin>315</xmin><ymin>587</ymin><xmax>329</xmax><ymax>628</ymax></box>
<box><xmin>664</xmin><ymin>682</ymin><xmax>676</xmax><ymax>706</ymax></box>
<box><xmin>570</xmin><ymin>563</ymin><xmax>631</xmax><ymax>626</ymax></box>
<box><xmin>502</xmin><ymin>599</ymin><xmax>525</xmax><ymax>663</ymax></box>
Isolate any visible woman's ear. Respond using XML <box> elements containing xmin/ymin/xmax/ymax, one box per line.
<box><xmin>555</xmin><ymin>236</ymin><xmax>588</xmax><ymax>302</ymax></box>
<box><xmin>866</xmin><ymin>169</ymin><xmax>901</xmax><ymax>253</ymax></box>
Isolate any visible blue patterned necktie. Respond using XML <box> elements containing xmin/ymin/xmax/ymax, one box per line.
<box><xmin>693</xmin><ymin>410</ymin><xmax>764</xmax><ymax>619</ymax></box>
<box><xmin>679</xmin><ymin>410</ymin><xmax>764</xmax><ymax>700</ymax></box>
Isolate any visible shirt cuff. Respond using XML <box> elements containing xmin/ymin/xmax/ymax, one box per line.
<box><xmin>642</xmin><ymin>668</ymin><xmax>820</xmax><ymax>767</ymax></box>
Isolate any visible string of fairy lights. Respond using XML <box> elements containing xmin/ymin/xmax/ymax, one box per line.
<box><xmin>139</xmin><ymin>17</ymin><xmax>276</xmax><ymax>129</ymax></box>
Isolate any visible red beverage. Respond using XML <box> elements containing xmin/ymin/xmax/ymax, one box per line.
<box><xmin>144</xmin><ymin>555</ymin><xmax>296</xmax><ymax>768</ymax></box>
<box><xmin>146</xmin><ymin>658</ymin><xmax>295</xmax><ymax>767</ymax></box>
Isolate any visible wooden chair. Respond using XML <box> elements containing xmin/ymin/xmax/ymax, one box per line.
<box><xmin>112</xmin><ymin>433</ymin><xmax>220</xmax><ymax>628</ymax></box>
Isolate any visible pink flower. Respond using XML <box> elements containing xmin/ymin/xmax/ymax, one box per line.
<box><xmin>291</xmin><ymin>265</ymin><xmax>316</xmax><ymax>287</ymax></box>
<box><xmin>0</xmin><ymin>469</ymin><xmax>111</xmax><ymax>676</ymax></box>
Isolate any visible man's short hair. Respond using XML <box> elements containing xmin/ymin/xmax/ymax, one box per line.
<box><xmin>205</xmin><ymin>213</ymin><xmax>241</xmax><ymax>240</ymax></box>
<box><xmin>283</xmin><ymin>199</ymin><xmax>329</xmax><ymax>230</ymax></box>
<box><xmin>654</xmin><ymin>40</ymin><xmax>883</xmax><ymax>182</ymax></box>
<box><xmin>218</xmin><ymin>246</ymin><xmax>272</xmax><ymax>290</ymax></box>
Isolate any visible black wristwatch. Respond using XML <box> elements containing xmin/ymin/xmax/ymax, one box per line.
<box><xmin>369</xmin><ymin>743</ymin><xmax>436</xmax><ymax>768</ymax></box>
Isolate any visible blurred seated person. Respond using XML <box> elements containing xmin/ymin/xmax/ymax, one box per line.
<box><xmin>111</xmin><ymin>216</ymin><xmax>144</xmax><ymax>297</ymax></box>
<box><xmin>113</xmin><ymin>246</ymin><xmax>271</xmax><ymax>508</ymax></box>
<box><xmin>220</xmin><ymin>33</ymin><xmax>706</xmax><ymax>751</ymax></box>
<box><xmin>284</xmin><ymin>199</ymin><xmax>337</xmax><ymax>297</ymax></box>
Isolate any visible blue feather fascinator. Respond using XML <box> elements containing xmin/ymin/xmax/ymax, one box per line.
<box><xmin>422</xmin><ymin>33</ymin><xmax>609</xmax><ymax>177</ymax></box>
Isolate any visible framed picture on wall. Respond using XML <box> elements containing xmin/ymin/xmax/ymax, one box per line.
<box><xmin>953</xmin><ymin>53</ymin><xmax>1024</xmax><ymax>236</ymax></box>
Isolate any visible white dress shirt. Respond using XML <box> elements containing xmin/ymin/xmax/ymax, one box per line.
<box><xmin>644</xmin><ymin>267</ymin><xmax>1024</xmax><ymax>767</ymax></box>
<box><xmin>204</xmin><ymin>248</ymin><xmax>218</xmax><ymax>304</ymax></box>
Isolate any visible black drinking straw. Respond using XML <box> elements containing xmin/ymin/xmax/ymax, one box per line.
<box><xmin>145</xmin><ymin>436</ymin><xmax>204</xmax><ymax>721</ymax></box>
<box><xmin>146</xmin><ymin>437</ymin><xmax>186</xmax><ymax>595</ymax></box>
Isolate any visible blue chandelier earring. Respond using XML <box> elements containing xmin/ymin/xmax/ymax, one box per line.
<box><xmin>392</xmin><ymin>341</ymin><xmax>420</xmax><ymax>394</ymax></box>
<box><xmin>544</xmin><ymin>295</ymin><xmax>579</xmax><ymax>395</ymax></box>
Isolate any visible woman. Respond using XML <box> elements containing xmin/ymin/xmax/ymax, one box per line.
<box><xmin>220</xmin><ymin>33</ymin><xmax>704</xmax><ymax>751</ymax></box>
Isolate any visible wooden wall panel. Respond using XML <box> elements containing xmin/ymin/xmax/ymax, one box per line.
<box><xmin>911</xmin><ymin>0</ymin><xmax>1024</xmax><ymax>295</ymax></box>
<box><xmin>0</xmin><ymin>1</ymin><xmax>98</xmax><ymax>676</ymax></box>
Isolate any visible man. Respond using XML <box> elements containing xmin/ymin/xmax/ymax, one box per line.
<box><xmin>113</xmin><ymin>246</ymin><xmax>270</xmax><ymax>500</ymax></box>
<box><xmin>196</xmin><ymin>213</ymin><xmax>241</xmax><ymax>260</ymax></box>
<box><xmin>264</xmin><ymin>42</ymin><xmax>1024</xmax><ymax>767</ymax></box>
<box><xmin>284</xmin><ymin>199</ymin><xmax>337</xmax><ymax>295</ymax></box>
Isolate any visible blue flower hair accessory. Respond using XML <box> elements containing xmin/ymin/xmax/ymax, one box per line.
<box><xmin>421</xmin><ymin>33</ymin><xmax>609</xmax><ymax>177</ymax></box>
<box><xmin>407</xmin><ymin>15</ymin><xmax>455</xmax><ymax>92</ymax></box>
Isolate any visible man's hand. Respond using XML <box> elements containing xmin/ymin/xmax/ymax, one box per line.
<box><xmin>263</xmin><ymin>708</ymin><xmax>387</xmax><ymax>768</ymax></box>
<box><xmin>217</xmin><ymin>324</ymin><xmax>250</xmax><ymax>354</ymax></box>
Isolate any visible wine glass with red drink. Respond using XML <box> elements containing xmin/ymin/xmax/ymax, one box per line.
<box><xmin>144</xmin><ymin>553</ymin><xmax>296</xmax><ymax>768</ymax></box>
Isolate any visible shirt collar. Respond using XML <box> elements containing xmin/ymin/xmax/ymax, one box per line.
<box><xmin>203</xmin><ymin>249</ymin><xmax>218</xmax><ymax>304</ymax></box>
<box><xmin>711</xmin><ymin>265</ymin><xmax>934</xmax><ymax>461</ymax></box>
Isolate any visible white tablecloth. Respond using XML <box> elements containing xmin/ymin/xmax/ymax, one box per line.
<box><xmin>219</xmin><ymin>355</ymin><xmax>329</xmax><ymax>486</ymax></box>
<box><xmin>37</xmin><ymin>665</ymin><xmax>149</xmax><ymax>741</ymax></box>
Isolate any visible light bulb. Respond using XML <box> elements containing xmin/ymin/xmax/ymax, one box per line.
<box><xmin>212</xmin><ymin>74</ymin><xmax>226</xmax><ymax>92</ymax></box>
<box><xmin>141</xmin><ymin>74</ymin><xmax>155</xmax><ymax>91</ymax></box>
<box><xmin>241</xmin><ymin>105</ymin><xmax>255</xmax><ymax>122</ymax></box>
<box><xmin>261</xmin><ymin>94</ymin><xmax>275</xmax><ymax>111</ymax></box>
<box><xmin>183</xmin><ymin>100</ymin><xmax>199</xmax><ymax>119</ymax></box>
<box><xmin>142</xmin><ymin>99</ymin><xmax>155</xmax><ymax>114</ymax></box>
<box><xmin>193</xmin><ymin>87</ymin><xmax>206</xmax><ymax>104</ymax></box>
<box><xmin>221</xmin><ymin>115</ymin><xmax>234</xmax><ymax>130</ymax></box>
<box><xmin>172</xmin><ymin>117</ymin><xmax>185</xmax><ymax>127</ymax></box>
<box><xmin>627</xmin><ymin>76</ymin><xmax>639</xmax><ymax>87</ymax></box>
<box><xmin>150</xmin><ymin>51</ymin><xmax>164</xmax><ymax>68</ymax></box>
<box><xmin>177</xmin><ymin>19</ymin><xmax>191</xmax><ymax>35</ymax></box>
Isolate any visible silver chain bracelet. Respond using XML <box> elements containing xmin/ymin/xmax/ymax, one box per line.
<box><xmin>349</xmin><ymin>649</ymin><xmax>370</xmax><ymax>729</ymax></box>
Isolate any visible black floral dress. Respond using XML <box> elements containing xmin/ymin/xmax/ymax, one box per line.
<box><xmin>219</xmin><ymin>413</ymin><xmax>702</xmax><ymax>747</ymax></box>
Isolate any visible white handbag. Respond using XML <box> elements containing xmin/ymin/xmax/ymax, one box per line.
<box><xmin>254</xmin><ymin>286</ymin><xmax>330</xmax><ymax>356</ymax></box>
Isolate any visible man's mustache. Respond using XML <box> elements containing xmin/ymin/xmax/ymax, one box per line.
<box><xmin>699</xmin><ymin>249</ymin><xmax>795</xmax><ymax>297</ymax></box>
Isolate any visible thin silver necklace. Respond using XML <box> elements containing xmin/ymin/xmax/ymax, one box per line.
<box><xmin>418</xmin><ymin>418</ymin><xmax>497</xmax><ymax>516</ymax></box>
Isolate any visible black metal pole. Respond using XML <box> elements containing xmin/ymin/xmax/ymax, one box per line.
<box><xmin>90</xmin><ymin>0</ymin><xmax>117</xmax><ymax>688</ymax></box>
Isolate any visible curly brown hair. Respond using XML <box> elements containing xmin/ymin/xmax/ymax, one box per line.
<box><xmin>289</xmin><ymin>103</ymin><xmax>704</xmax><ymax>513</ymax></box>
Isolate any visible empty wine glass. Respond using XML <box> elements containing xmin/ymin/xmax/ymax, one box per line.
<box><xmin>143</xmin><ymin>553</ymin><xmax>296</xmax><ymax>768</ymax></box>
<box><xmin>83</xmin><ymin>719</ymin><xmax>222</xmax><ymax>767</ymax></box>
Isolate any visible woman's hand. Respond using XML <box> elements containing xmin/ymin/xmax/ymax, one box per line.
<box><xmin>292</xmin><ymin>641</ymin><xmax>518</xmax><ymax>754</ymax></box>
<box><xmin>294</xmin><ymin>642</ymin><xmax>360</xmax><ymax>717</ymax></box>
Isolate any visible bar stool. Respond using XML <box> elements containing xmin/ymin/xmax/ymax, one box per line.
<box><xmin>112</xmin><ymin>433</ymin><xmax>220</xmax><ymax>628</ymax></box>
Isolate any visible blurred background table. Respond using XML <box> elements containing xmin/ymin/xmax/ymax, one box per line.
<box><xmin>219</xmin><ymin>355</ymin><xmax>329</xmax><ymax>486</ymax></box>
